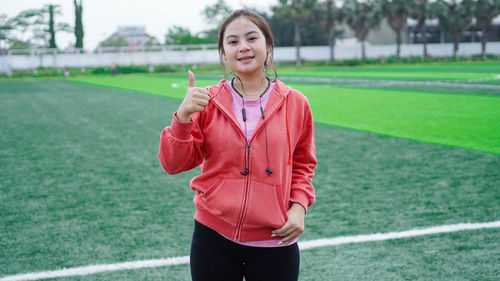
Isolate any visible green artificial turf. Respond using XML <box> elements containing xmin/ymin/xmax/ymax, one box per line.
<box><xmin>1</xmin><ymin>80</ymin><xmax>499</xmax><ymax>280</ymax></box>
<box><xmin>69</xmin><ymin>74</ymin><xmax>500</xmax><ymax>154</ymax></box>
<box><xmin>278</xmin><ymin>62</ymin><xmax>500</xmax><ymax>81</ymax></box>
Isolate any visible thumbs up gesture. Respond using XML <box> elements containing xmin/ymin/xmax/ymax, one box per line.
<box><xmin>176</xmin><ymin>70</ymin><xmax>210</xmax><ymax>123</ymax></box>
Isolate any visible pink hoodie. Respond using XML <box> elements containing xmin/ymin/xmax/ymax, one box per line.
<box><xmin>158</xmin><ymin>79</ymin><xmax>316</xmax><ymax>242</ymax></box>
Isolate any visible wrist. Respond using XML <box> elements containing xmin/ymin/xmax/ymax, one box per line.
<box><xmin>176</xmin><ymin>110</ymin><xmax>191</xmax><ymax>123</ymax></box>
<box><xmin>290</xmin><ymin>203</ymin><xmax>306</xmax><ymax>215</ymax></box>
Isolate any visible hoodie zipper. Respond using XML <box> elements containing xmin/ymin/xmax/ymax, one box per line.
<box><xmin>235</xmin><ymin>144</ymin><xmax>251</xmax><ymax>242</ymax></box>
<box><xmin>210</xmin><ymin>85</ymin><xmax>288</xmax><ymax>242</ymax></box>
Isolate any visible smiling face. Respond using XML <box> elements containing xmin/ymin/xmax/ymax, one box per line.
<box><xmin>221</xmin><ymin>17</ymin><xmax>271</xmax><ymax>79</ymax></box>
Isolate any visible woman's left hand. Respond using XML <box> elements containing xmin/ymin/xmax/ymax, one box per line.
<box><xmin>272</xmin><ymin>203</ymin><xmax>306</xmax><ymax>244</ymax></box>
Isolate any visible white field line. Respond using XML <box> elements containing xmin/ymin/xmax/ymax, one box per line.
<box><xmin>2</xmin><ymin>221</ymin><xmax>500</xmax><ymax>281</ymax></box>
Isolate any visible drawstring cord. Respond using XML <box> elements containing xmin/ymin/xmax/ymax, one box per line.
<box><xmin>260</xmin><ymin>98</ymin><xmax>273</xmax><ymax>176</ymax></box>
<box><xmin>286</xmin><ymin>93</ymin><xmax>292</xmax><ymax>165</ymax></box>
<box><xmin>233</xmin><ymin>77</ymin><xmax>272</xmax><ymax>176</ymax></box>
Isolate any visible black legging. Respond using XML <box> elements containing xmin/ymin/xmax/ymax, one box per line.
<box><xmin>190</xmin><ymin>220</ymin><xmax>300</xmax><ymax>281</ymax></box>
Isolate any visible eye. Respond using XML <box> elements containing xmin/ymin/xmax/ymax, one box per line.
<box><xmin>248</xmin><ymin>37</ymin><xmax>257</xmax><ymax>41</ymax></box>
<box><xmin>228</xmin><ymin>40</ymin><xmax>238</xmax><ymax>45</ymax></box>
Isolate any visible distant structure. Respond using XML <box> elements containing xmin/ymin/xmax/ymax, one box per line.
<box><xmin>97</xmin><ymin>26</ymin><xmax>158</xmax><ymax>51</ymax></box>
<box><xmin>407</xmin><ymin>16</ymin><xmax>500</xmax><ymax>44</ymax></box>
<box><xmin>113</xmin><ymin>26</ymin><xmax>151</xmax><ymax>46</ymax></box>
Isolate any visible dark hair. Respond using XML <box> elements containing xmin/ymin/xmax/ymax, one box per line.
<box><xmin>217</xmin><ymin>9</ymin><xmax>277</xmax><ymax>80</ymax></box>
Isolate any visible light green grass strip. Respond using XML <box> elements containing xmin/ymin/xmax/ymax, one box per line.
<box><xmin>291</xmin><ymin>83</ymin><xmax>500</xmax><ymax>154</ymax></box>
<box><xmin>278</xmin><ymin>70</ymin><xmax>500</xmax><ymax>81</ymax></box>
<box><xmin>69</xmin><ymin>75</ymin><xmax>500</xmax><ymax>154</ymax></box>
<box><xmin>69</xmin><ymin>75</ymin><xmax>215</xmax><ymax>100</ymax></box>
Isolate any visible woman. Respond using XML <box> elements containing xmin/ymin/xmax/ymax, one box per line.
<box><xmin>158</xmin><ymin>9</ymin><xmax>316</xmax><ymax>281</ymax></box>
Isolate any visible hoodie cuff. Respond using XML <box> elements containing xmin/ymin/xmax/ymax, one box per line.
<box><xmin>290</xmin><ymin>190</ymin><xmax>312</xmax><ymax>214</ymax></box>
<box><xmin>169</xmin><ymin>112</ymin><xmax>194</xmax><ymax>140</ymax></box>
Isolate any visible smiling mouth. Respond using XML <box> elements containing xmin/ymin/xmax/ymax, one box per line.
<box><xmin>238</xmin><ymin>56</ymin><xmax>255</xmax><ymax>61</ymax></box>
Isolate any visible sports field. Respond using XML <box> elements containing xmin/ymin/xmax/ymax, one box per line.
<box><xmin>1</xmin><ymin>62</ymin><xmax>499</xmax><ymax>280</ymax></box>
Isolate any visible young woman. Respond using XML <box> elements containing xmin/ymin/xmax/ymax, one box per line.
<box><xmin>158</xmin><ymin>9</ymin><xmax>316</xmax><ymax>281</ymax></box>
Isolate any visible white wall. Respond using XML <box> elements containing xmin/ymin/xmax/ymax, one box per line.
<box><xmin>1</xmin><ymin>42</ymin><xmax>499</xmax><ymax>72</ymax></box>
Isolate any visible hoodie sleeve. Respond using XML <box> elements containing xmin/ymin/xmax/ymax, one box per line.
<box><xmin>158</xmin><ymin>111</ymin><xmax>205</xmax><ymax>175</ymax></box>
<box><xmin>289</xmin><ymin>97</ymin><xmax>317</xmax><ymax>213</ymax></box>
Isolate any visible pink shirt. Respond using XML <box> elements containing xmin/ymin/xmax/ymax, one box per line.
<box><xmin>227</xmin><ymin>80</ymin><xmax>274</xmax><ymax>143</ymax></box>
<box><xmin>225</xmin><ymin>79</ymin><xmax>298</xmax><ymax>248</ymax></box>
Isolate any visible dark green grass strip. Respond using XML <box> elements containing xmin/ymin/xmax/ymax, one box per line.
<box><xmin>1</xmin><ymin>81</ymin><xmax>499</xmax><ymax>279</ymax></box>
<box><xmin>69</xmin><ymin>75</ymin><xmax>500</xmax><ymax>154</ymax></box>
<box><xmin>300</xmin><ymin>228</ymin><xmax>500</xmax><ymax>281</ymax></box>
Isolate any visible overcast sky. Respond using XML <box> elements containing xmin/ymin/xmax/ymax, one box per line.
<box><xmin>1</xmin><ymin>0</ymin><xmax>277</xmax><ymax>50</ymax></box>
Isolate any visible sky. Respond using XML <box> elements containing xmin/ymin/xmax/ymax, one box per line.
<box><xmin>1</xmin><ymin>0</ymin><xmax>277</xmax><ymax>50</ymax></box>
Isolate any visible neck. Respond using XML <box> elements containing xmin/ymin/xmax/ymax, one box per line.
<box><xmin>233</xmin><ymin>72</ymin><xmax>269</xmax><ymax>100</ymax></box>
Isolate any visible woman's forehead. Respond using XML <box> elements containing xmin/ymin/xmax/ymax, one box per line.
<box><xmin>224</xmin><ymin>17</ymin><xmax>262</xmax><ymax>38</ymax></box>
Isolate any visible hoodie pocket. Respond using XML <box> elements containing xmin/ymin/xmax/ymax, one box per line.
<box><xmin>244</xmin><ymin>179</ymin><xmax>287</xmax><ymax>229</ymax></box>
<box><xmin>199</xmin><ymin>177</ymin><xmax>245</xmax><ymax>227</ymax></box>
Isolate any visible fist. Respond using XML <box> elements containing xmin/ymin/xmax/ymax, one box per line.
<box><xmin>177</xmin><ymin>70</ymin><xmax>210</xmax><ymax>122</ymax></box>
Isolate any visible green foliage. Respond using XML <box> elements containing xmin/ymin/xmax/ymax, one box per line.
<box><xmin>74</xmin><ymin>0</ymin><xmax>84</xmax><ymax>49</ymax></box>
<box><xmin>435</xmin><ymin>0</ymin><xmax>476</xmax><ymax>57</ymax></box>
<box><xmin>380</xmin><ymin>0</ymin><xmax>413</xmax><ymax>58</ymax></box>
<box><xmin>165</xmin><ymin>25</ymin><xmax>215</xmax><ymax>45</ymax></box>
<box><xmin>9</xmin><ymin>5</ymin><xmax>71</xmax><ymax>49</ymax></box>
<box><xmin>201</xmin><ymin>0</ymin><xmax>232</xmax><ymax>28</ymax></box>
<box><xmin>475</xmin><ymin>0</ymin><xmax>500</xmax><ymax>29</ymax></box>
<box><xmin>344</xmin><ymin>0</ymin><xmax>383</xmax><ymax>60</ymax></box>
<box><xmin>98</xmin><ymin>36</ymin><xmax>128</xmax><ymax>48</ymax></box>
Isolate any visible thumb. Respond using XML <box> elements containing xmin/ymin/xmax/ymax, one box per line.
<box><xmin>188</xmin><ymin>70</ymin><xmax>195</xmax><ymax>88</ymax></box>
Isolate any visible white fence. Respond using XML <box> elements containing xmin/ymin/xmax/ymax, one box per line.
<box><xmin>1</xmin><ymin>42</ymin><xmax>499</xmax><ymax>73</ymax></box>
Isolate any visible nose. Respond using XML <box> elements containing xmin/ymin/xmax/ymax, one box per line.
<box><xmin>239</xmin><ymin>40</ymin><xmax>250</xmax><ymax>52</ymax></box>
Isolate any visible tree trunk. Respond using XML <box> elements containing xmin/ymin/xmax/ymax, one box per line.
<box><xmin>328</xmin><ymin>25</ymin><xmax>335</xmax><ymax>62</ymax></box>
<box><xmin>481</xmin><ymin>27</ymin><xmax>487</xmax><ymax>60</ymax></box>
<box><xmin>361</xmin><ymin>41</ymin><xmax>366</xmax><ymax>60</ymax></box>
<box><xmin>294</xmin><ymin>19</ymin><xmax>302</xmax><ymax>67</ymax></box>
<box><xmin>453</xmin><ymin>32</ymin><xmax>459</xmax><ymax>59</ymax></box>
<box><xmin>422</xmin><ymin>26</ymin><xmax>428</xmax><ymax>61</ymax></box>
<box><xmin>48</xmin><ymin>5</ymin><xmax>57</xmax><ymax>49</ymax></box>
<box><xmin>396</xmin><ymin>30</ymin><xmax>401</xmax><ymax>59</ymax></box>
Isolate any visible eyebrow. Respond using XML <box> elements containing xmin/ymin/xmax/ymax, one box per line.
<box><xmin>225</xmin><ymin>31</ymin><xmax>259</xmax><ymax>40</ymax></box>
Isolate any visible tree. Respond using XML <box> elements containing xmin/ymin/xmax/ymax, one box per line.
<box><xmin>475</xmin><ymin>0</ymin><xmax>500</xmax><ymax>59</ymax></box>
<box><xmin>11</xmin><ymin>5</ymin><xmax>71</xmax><ymax>49</ymax></box>
<box><xmin>381</xmin><ymin>0</ymin><xmax>413</xmax><ymax>59</ymax></box>
<box><xmin>200</xmin><ymin>0</ymin><xmax>232</xmax><ymax>42</ymax></box>
<box><xmin>0</xmin><ymin>14</ymin><xmax>14</xmax><ymax>50</ymax></box>
<box><xmin>409</xmin><ymin>0</ymin><xmax>437</xmax><ymax>61</ymax></box>
<box><xmin>165</xmin><ymin>25</ymin><xmax>215</xmax><ymax>45</ymax></box>
<box><xmin>275</xmin><ymin>0</ymin><xmax>318</xmax><ymax>66</ymax></box>
<box><xmin>98</xmin><ymin>36</ymin><xmax>128</xmax><ymax>48</ymax></box>
<box><xmin>344</xmin><ymin>0</ymin><xmax>383</xmax><ymax>60</ymax></box>
<box><xmin>435</xmin><ymin>0</ymin><xmax>475</xmax><ymax>58</ymax></box>
<box><xmin>323</xmin><ymin>0</ymin><xmax>346</xmax><ymax>61</ymax></box>
<box><xmin>74</xmin><ymin>0</ymin><xmax>84</xmax><ymax>50</ymax></box>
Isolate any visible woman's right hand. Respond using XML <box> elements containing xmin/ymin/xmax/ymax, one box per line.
<box><xmin>176</xmin><ymin>70</ymin><xmax>211</xmax><ymax>122</ymax></box>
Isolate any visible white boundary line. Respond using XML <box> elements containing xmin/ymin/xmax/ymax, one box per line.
<box><xmin>2</xmin><ymin>221</ymin><xmax>499</xmax><ymax>281</ymax></box>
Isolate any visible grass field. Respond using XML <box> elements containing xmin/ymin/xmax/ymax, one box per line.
<box><xmin>1</xmin><ymin>62</ymin><xmax>499</xmax><ymax>280</ymax></box>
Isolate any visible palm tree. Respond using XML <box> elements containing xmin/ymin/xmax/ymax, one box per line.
<box><xmin>344</xmin><ymin>0</ymin><xmax>383</xmax><ymax>60</ymax></box>
<box><xmin>435</xmin><ymin>0</ymin><xmax>475</xmax><ymax>58</ymax></box>
<box><xmin>276</xmin><ymin>0</ymin><xmax>318</xmax><ymax>66</ymax></box>
<box><xmin>381</xmin><ymin>0</ymin><xmax>413</xmax><ymax>59</ymax></box>
<box><xmin>475</xmin><ymin>0</ymin><xmax>500</xmax><ymax>59</ymax></box>
<box><xmin>323</xmin><ymin>0</ymin><xmax>346</xmax><ymax>61</ymax></box>
<box><xmin>409</xmin><ymin>0</ymin><xmax>436</xmax><ymax>61</ymax></box>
